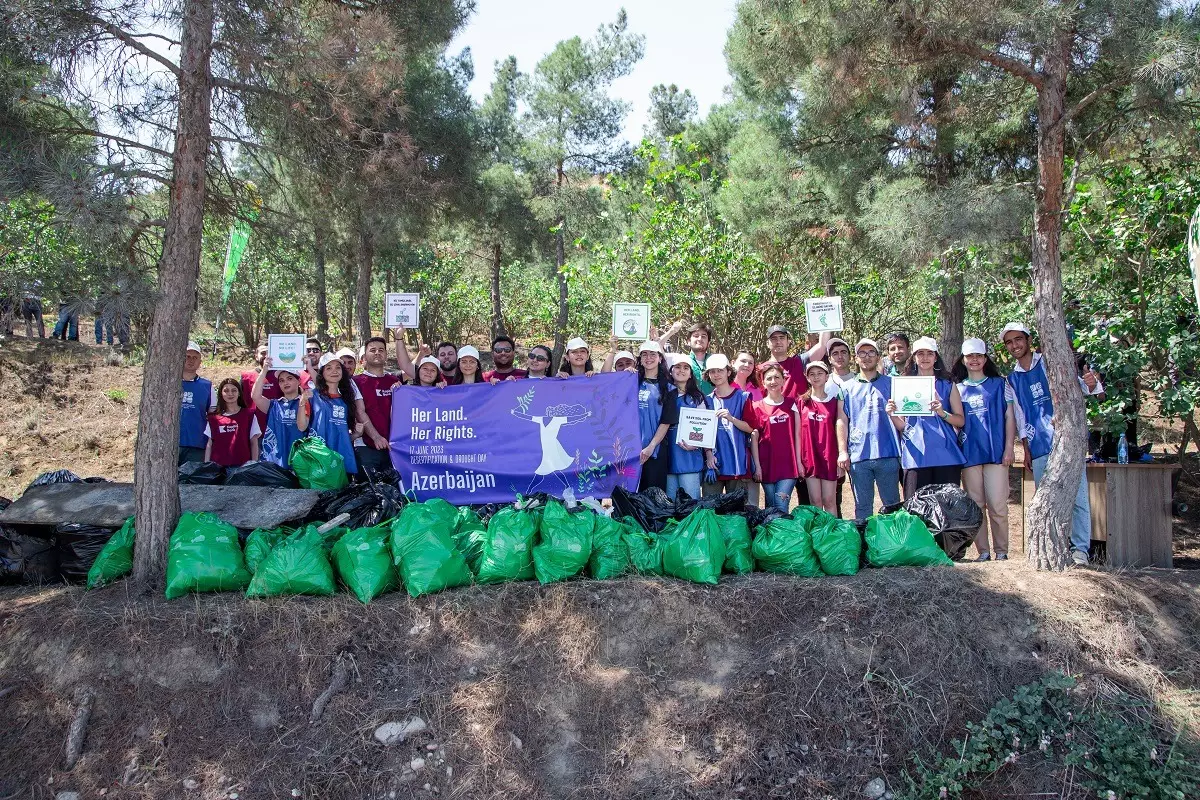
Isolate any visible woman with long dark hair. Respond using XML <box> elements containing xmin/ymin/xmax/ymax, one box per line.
<box><xmin>205</xmin><ymin>377</ymin><xmax>261</xmax><ymax>466</ymax></box>
<box><xmin>636</xmin><ymin>341</ymin><xmax>677</xmax><ymax>491</ymax></box>
<box><xmin>454</xmin><ymin>346</ymin><xmax>484</xmax><ymax>385</ymax></box>
<box><xmin>526</xmin><ymin>345</ymin><xmax>553</xmax><ymax>379</ymax></box>
<box><xmin>665</xmin><ymin>353</ymin><xmax>714</xmax><ymax>500</ymax></box>
<box><xmin>748</xmin><ymin>363</ymin><xmax>802</xmax><ymax>511</ymax></box>
<box><xmin>886</xmin><ymin>336</ymin><xmax>965</xmax><ymax>498</ymax></box>
<box><xmin>309</xmin><ymin>353</ymin><xmax>359</xmax><ymax>476</ymax></box>
<box><xmin>731</xmin><ymin>350</ymin><xmax>763</xmax><ymax>402</ymax></box>
<box><xmin>557</xmin><ymin>337</ymin><xmax>595</xmax><ymax>377</ymax></box>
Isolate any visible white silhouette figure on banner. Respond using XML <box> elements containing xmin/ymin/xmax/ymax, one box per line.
<box><xmin>510</xmin><ymin>402</ymin><xmax>591</xmax><ymax>495</ymax></box>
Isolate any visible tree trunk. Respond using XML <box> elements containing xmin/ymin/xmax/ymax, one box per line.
<box><xmin>1025</xmin><ymin>39</ymin><xmax>1083</xmax><ymax>572</ymax></box>
<box><xmin>552</xmin><ymin>161</ymin><xmax>568</xmax><ymax>365</ymax></box>
<box><xmin>822</xmin><ymin>260</ymin><xmax>836</xmax><ymax>297</ymax></box>
<box><xmin>131</xmin><ymin>0</ymin><xmax>213</xmax><ymax>592</ymax></box>
<box><xmin>931</xmin><ymin>74</ymin><xmax>963</xmax><ymax>367</ymax></box>
<box><xmin>490</xmin><ymin>239</ymin><xmax>506</xmax><ymax>339</ymax></box>
<box><xmin>938</xmin><ymin>256</ymin><xmax>964</xmax><ymax>367</ymax></box>
<box><xmin>355</xmin><ymin>221</ymin><xmax>374</xmax><ymax>345</ymax></box>
<box><xmin>314</xmin><ymin>221</ymin><xmax>329</xmax><ymax>343</ymax></box>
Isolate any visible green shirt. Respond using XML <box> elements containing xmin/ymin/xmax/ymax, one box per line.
<box><xmin>689</xmin><ymin>351</ymin><xmax>714</xmax><ymax>394</ymax></box>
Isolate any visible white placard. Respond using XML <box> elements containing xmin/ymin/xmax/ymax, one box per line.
<box><xmin>612</xmin><ymin>303</ymin><xmax>651</xmax><ymax>340</ymax></box>
<box><xmin>804</xmin><ymin>296</ymin><xmax>844</xmax><ymax>333</ymax></box>
<box><xmin>386</xmin><ymin>293</ymin><xmax>420</xmax><ymax>328</ymax></box>
<box><xmin>891</xmin><ymin>375</ymin><xmax>936</xmax><ymax>416</ymax></box>
<box><xmin>268</xmin><ymin>334</ymin><xmax>307</xmax><ymax>370</ymax></box>
<box><xmin>676</xmin><ymin>407</ymin><xmax>718</xmax><ymax>449</ymax></box>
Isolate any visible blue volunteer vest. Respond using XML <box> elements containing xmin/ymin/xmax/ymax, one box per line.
<box><xmin>958</xmin><ymin>377</ymin><xmax>1008</xmax><ymax>467</ymax></box>
<box><xmin>668</xmin><ymin>392</ymin><xmax>711</xmax><ymax>475</ymax></box>
<box><xmin>841</xmin><ymin>374</ymin><xmax>900</xmax><ymax>463</ymax></box>
<box><xmin>1008</xmin><ymin>360</ymin><xmax>1055</xmax><ymax>459</ymax></box>
<box><xmin>309</xmin><ymin>393</ymin><xmax>358</xmax><ymax>474</ymax></box>
<box><xmin>260</xmin><ymin>397</ymin><xmax>304</xmax><ymax>467</ymax></box>
<box><xmin>709</xmin><ymin>388</ymin><xmax>750</xmax><ymax>478</ymax></box>
<box><xmin>899</xmin><ymin>378</ymin><xmax>966</xmax><ymax>470</ymax></box>
<box><xmin>179</xmin><ymin>377</ymin><xmax>212</xmax><ymax>449</ymax></box>
<box><xmin>638</xmin><ymin>379</ymin><xmax>668</xmax><ymax>458</ymax></box>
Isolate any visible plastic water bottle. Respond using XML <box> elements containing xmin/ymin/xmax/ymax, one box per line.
<box><xmin>1117</xmin><ymin>432</ymin><xmax>1128</xmax><ymax>464</ymax></box>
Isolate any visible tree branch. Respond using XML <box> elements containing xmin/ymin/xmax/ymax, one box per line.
<box><xmin>82</xmin><ymin>15</ymin><xmax>181</xmax><ymax>77</ymax></box>
<box><xmin>1064</xmin><ymin>76</ymin><xmax>1131</xmax><ymax>122</ymax></box>
<box><xmin>932</xmin><ymin>38</ymin><xmax>1045</xmax><ymax>89</ymax></box>
<box><xmin>211</xmin><ymin>77</ymin><xmax>291</xmax><ymax>103</ymax></box>
<box><xmin>43</xmin><ymin>127</ymin><xmax>173</xmax><ymax>159</ymax></box>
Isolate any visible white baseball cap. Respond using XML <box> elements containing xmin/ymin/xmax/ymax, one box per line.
<box><xmin>855</xmin><ymin>338</ymin><xmax>880</xmax><ymax>355</ymax></box>
<box><xmin>274</xmin><ymin>365</ymin><xmax>303</xmax><ymax>378</ymax></box>
<box><xmin>804</xmin><ymin>359</ymin><xmax>831</xmax><ymax>374</ymax></box>
<box><xmin>639</xmin><ymin>341</ymin><xmax>663</xmax><ymax>355</ymax></box>
<box><xmin>704</xmin><ymin>353</ymin><xmax>731</xmax><ymax>372</ymax></box>
<box><xmin>666</xmin><ymin>353</ymin><xmax>690</xmax><ymax>369</ymax></box>
<box><xmin>962</xmin><ymin>337</ymin><xmax>988</xmax><ymax>356</ymax></box>
<box><xmin>912</xmin><ymin>336</ymin><xmax>938</xmax><ymax>354</ymax></box>
<box><xmin>317</xmin><ymin>352</ymin><xmax>339</xmax><ymax>370</ymax></box>
<box><xmin>614</xmin><ymin>350</ymin><xmax>635</xmax><ymax>363</ymax></box>
<box><xmin>335</xmin><ymin>347</ymin><xmax>356</xmax><ymax>360</ymax></box>
<box><xmin>457</xmin><ymin>345</ymin><xmax>481</xmax><ymax>362</ymax></box>
<box><xmin>565</xmin><ymin>337</ymin><xmax>590</xmax><ymax>352</ymax></box>
<box><xmin>1001</xmin><ymin>322</ymin><xmax>1031</xmax><ymax>338</ymax></box>
<box><xmin>417</xmin><ymin>356</ymin><xmax>441</xmax><ymax>370</ymax></box>
<box><xmin>186</xmin><ymin>341</ymin><xmax>201</xmax><ymax>354</ymax></box>
<box><xmin>826</xmin><ymin>337</ymin><xmax>850</xmax><ymax>352</ymax></box>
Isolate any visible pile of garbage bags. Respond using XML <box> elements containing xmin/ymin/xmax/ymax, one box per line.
<box><xmin>68</xmin><ymin>486</ymin><xmax>954</xmax><ymax>603</ymax></box>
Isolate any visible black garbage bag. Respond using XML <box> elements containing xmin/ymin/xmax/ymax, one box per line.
<box><xmin>309</xmin><ymin>481</ymin><xmax>406</xmax><ymax>530</ymax></box>
<box><xmin>611</xmin><ymin>486</ymin><xmax>675</xmax><ymax>533</ymax></box>
<box><xmin>178</xmin><ymin>461</ymin><xmax>226</xmax><ymax>485</ymax></box>
<box><xmin>904</xmin><ymin>483</ymin><xmax>983</xmax><ymax>561</ymax></box>
<box><xmin>55</xmin><ymin>523</ymin><xmax>116</xmax><ymax>583</ymax></box>
<box><xmin>224</xmin><ymin>461</ymin><xmax>300</xmax><ymax>488</ymax></box>
<box><xmin>27</xmin><ymin>470</ymin><xmax>83</xmax><ymax>490</ymax></box>
<box><xmin>468</xmin><ymin>503</ymin><xmax>505</xmax><ymax>524</ymax></box>
<box><xmin>82</xmin><ymin>476</ymin><xmax>110</xmax><ymax>483</ymax></box>
<box><xmin>1</xmin><ymin>527</ymin><xmax>59</xmax><ymax>583</ymax></box>
<box><xmin>673</xmin><ymin>487</ymin><xmax>748</xmax><ymax>518</ymax></box>
<box><xmin>359</xmin><ymin>465</ymin><xmax>401</xmax><ymax>486</ymax></box>
<box><xmin>743</xmin><ymin>505</ymin><xmax>788</xmax><ymax>530</ymax></box>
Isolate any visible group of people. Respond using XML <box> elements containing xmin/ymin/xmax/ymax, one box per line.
<box><xmin>0</xmin><ymin>288</ymin><xmax>131</xmax><ymax>346</ymax></box>
<box><xmin>178</xmin><ymin>318</ymin><xmax>1101</xmax><ymax>565</ymax></box>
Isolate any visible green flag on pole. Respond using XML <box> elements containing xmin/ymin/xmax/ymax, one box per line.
<box><xmin>220</xmin><ymin>218</ymin><xmax>252</xmax><ymax>306</ymax></box>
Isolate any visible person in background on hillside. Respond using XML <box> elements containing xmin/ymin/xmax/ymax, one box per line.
<box><xmin>636</xmin><ymin>341</ymin><xmax>677</xmax><ymax>491</ymax></box>
<box><xmin>242</xmin><ymin>344</ymin><xmax>310</xmax><ymax>431</ymax></box>
<box><xmin>336</xmin><ymin>347</ymin><xmax>358</xmax><ymax>376</ymax></box>
<box><xmin>204</xmin><ymin>378</ymin><xmax>261</xmax><ymax>466</ymax></box>
<box><xmin>704</xmin><ymin>354</ymin><xmax>758</xmax><ymax>506</ymax></box>
<box><xmin>837</xmin><ymin>339</ymin><xmax>903</xmax><ymax>526</ymax></box>
<box><xmin>454</xmin><ymin>346</ymin><xmax>484</xmax><ymax>385</ymax></box>
<box><xmin>20</xmin><ymin>285</ymin><xmax>45</xmax><ymax>338</ymax></box>
<box><xmin>798</xmin><ymin>361</ymin><xmax>843</xmax><ymax>515</ymax></box>
<box><xmin>525</xmin><ymin>345</ymin><xmax>553</xmax><ymax>379</ymax></box>
<box><xmin>1002</xmin><ymin>322</ymin><xmax>1100</xmax><ymax>565</ymax></box>
<box><xmin>731</xmin><ymin>350</ymin><xmax>763</xmax><ymax>402</ymax></box>
<box><xmin>484</xmin><ymin>335</ymin><xmax>527</xmax><ymax>382</ymax></box>
<box><xmin>557</xmin><ymin>337</ymin><xmax>595</xmax><ymax>378</ymax></box>
<box><xmin>748</xmin><ymin>363</ymin><xmax>802</xmax><ymax>511</ymax></box>
<box><xmin>252</xmin><ymin>358</ymin><xmax>310</xmax><ymax>467</ymax></box>
<box><xmin>353</xmin><ymin>336</ymin><xmax>401</xmax><ymax>474</ymax></box>
<box><xmin>0</xmin><ymin>291</ymin><xmax>12</xmax><ymax>336</ymax></box>
<box><xmin>308</xmin><ymin>353</ymin><xmax>358</xmax><ymax>477</ymax></box>
<box><xmin>951</xmin><ymin>338</ymin><xmax>1016</xmax><ymax>562</ymax></box>
<box><xmin>436</xmin><ymin>341</ymin><xmax>459</xmax><ymax>383</ymax></box>
<box><xmin>665</xmin><ymin>353</ymin><xmax>715</xmax><ymax>500</ymax></box>
<box><xmin>52</xmin><ymin>296</ymin><xmax>79</xmax><ymax>341</ymax></box>
<box><xmin>179</xmin><ymin>341</ymin><xmax>217</xmax><ymax>465</ymax></box>
<box><xmin>883</xmin><ymin>332</ymin><xmax>911</xmax><ymax>377</ymax></box>
<box><xmin>886</xmin><ymin>336</ymin><xmax>966</xmax><ymax>498</ymax></box>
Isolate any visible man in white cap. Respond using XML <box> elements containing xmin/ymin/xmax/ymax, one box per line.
<box><xmin>179</xmin><ymin>340</ymin><xmax>217</xmax><ymax>465</ymax></box>
<box><xmin>1002</xmin><ymin>322</ymin><xmax>1103</xmax><ymax>565</ymax></box>
<box><xmin>336</xmin><ymin>347</ymin><xmax>358</xmax><ymax>376</ymax></box>
<box><xmin>836</xmin><ymin>338</ymin><xmax>903</xmax><ymax>526</ymax></box>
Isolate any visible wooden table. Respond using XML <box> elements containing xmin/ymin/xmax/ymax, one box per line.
<box><xmin>1019</xmin><ymin>462</ymin><xmax>1178</xmax><ymax>568</ymax></box>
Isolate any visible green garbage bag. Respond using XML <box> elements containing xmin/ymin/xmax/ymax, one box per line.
<box><xmin>476</xmin><ymin>507</ymin><xmax>537</xmax><ymax>584</ymax></box>
<box><xmin>588</xmin><ymin>515</ymin><xmax>631</xmax><ymax>579</ymax></box>
<box><xmin>453</xmin><ymin>507</ymin><xmax>487</xmax><ymax>574</ymax></box>
<box><xmin>622</xmin><ymin>525</ymin><xmax>665</xmax><ymax>576</ymax></box>
<box><xmin>716</xmin><ymin>515</ymin><xmax>754</xmax><ymax>574</ymax></box>
<box><xmin>331</xmin><ymin>524</ymin><xmax>400</xmax><ymax>603</ymax></box>
<box><xmin>788</xmin><ymin>505</ymin><xmax>824</xmax><ymax>532</ymax></box>
<box><xmin>390</xmin><ymin>502</ymin><xmax>473</xmax><ymax>597</ymax></box>
<box><xmin>164</xmin><ymin>512</ymin><xmax>252</xmax><ymax>599</ymax></box>
<box><xmin>86</xmin><ymin>516</ymin><xmax>135</xmax><ymax>589</ymax></box>
<box><xmin>289</xmin><ymin>436</ymin><xmax>349</xmax><ymax>490</ymax></box>
<box><xmin>809</xmin><ymin>516</ymin><xmax>862</xmax><ymax>576</ymax></box>
<box><xmin>662</xmin><ymin>509</ymin><xmax>726</xmax><ymax>585</ymax></box>
<box><xmin>532</xmin><ymin>501</ymin><xmax>593</xmax><ymax>584</ymax></box>
<box><xmin>751</xmin><ymin>516</ymin><xmax>823</xmax><ymax>577</ymax></box>
<box><xmin>244</xmin><ymin>527</ymin><xmax>288</xmax><ymax>575</ymax></box>
<box><xmin>865</xmin><ymin>510</ymin><xmax>954</xmax><ymax>567</ymax></box>
<box><xmin>246</xmin><ymin>525</ymin><xmax>337</xmax><ymax>597</ymax></box>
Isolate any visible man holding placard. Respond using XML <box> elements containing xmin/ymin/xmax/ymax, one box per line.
<box><xmin>836</xmin><ymin>339</ymin><xmax>903</xmax><ymax>526</ymax></box>
<box><xmin>764</xmin><ymin>323</ymin><xmax>831</xmax><ymax>400</ymax></box>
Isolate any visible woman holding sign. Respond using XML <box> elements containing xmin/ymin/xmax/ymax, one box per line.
<box><xmin>798</xmin><ymin>361</ymin><xmax>843</xmax><ymax>515</ymax></box>
<box><xmin>665</xmin><ymin>354</ymin><xmax>715</xmax><ymax>500</ymax></box>
<box><xmin>885</xmin><ymin>337</ymin><xmax>965</xmax><ymax>498</ymax></box>
<box><xmin>748</xmin><ymin>363</ymin><xmax>802</xmax><ymax>511</ymax></box>
<box><xmin>252</xmin><ymin>358</ymin><xmax>310</xmax><ymax>467</ymax></box>
<box><xmin>636</xmin><ymin>341</ymin><xmax>678</xmax><ymax>491</ymax></box>
<box><xmin>309</xmin><ymin>353</ymin><xmax>359</xmax><ymax>476</ymax></box>
<box><xmin>703</xmin><ymin>354</ymin><xmax>758</xmax><ymax>506</ymax></box>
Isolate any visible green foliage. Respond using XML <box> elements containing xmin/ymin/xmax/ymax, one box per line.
<box><xmin>902</xmin><ymin>673</ymin><xmax>1199</xmax><ymax>800</ymax></box>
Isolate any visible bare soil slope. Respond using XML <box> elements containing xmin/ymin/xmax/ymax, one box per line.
<box><xmin>1</xmin><ymin>563</ymin><xmax>1198</xmax><ymax>799</ymax></box>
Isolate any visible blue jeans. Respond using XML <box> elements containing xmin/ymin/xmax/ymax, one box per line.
<box><xmin>1031</xmin><ymin>454</ymin><xmax>1091</xmax><ymax>554</ymax></box>
<box><xmin>848</xmin><ymin>457</ymin><xmax>902</xmax><ymax>523</ymax></box>
<box><xmin>95</xmin><ymin>317</ymin><xmax>113</xmax><ymax>344</ymax></box>
<box><xmin>666</xmin><ymin>471</ymin><xmax>703</xmax><ymax>501</ymax></box>
<box><xmin>53</xmin><ymin>307</ymin><xmax>78</xmax><ymax>340</ymax></box>
<box><xmin>762</xmin><ymin>478</ymin><xmax>797</xmax><ymax>511</ymax></box>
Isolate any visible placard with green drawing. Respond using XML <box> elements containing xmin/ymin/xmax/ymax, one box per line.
<box><xmin>891</xmin><ymin>376</ymin><xmax>936</xmax><ymax>416</ymax></box>
<box><xmin>803</xmin><ymin>296</ymin><xmax>843</xmax><ymax>333</ymax></box>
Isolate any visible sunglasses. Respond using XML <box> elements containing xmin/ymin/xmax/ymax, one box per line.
<box><xmin>306</xmin><ymin>347</ymin><xmax>321</xmax><ymax>353</ymax></box>
<box><xmin>493</xmin><ymin>347</ymin><xmax>513</xmax><ymax>354</ymax></box>
<box><xmin>527</xmin><ymin>353</ymin><xmax>549</xmax><ymax>362</ymax></box>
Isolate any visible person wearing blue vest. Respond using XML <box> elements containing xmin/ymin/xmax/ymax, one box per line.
<box><xmin>951</xmin><ymin>338</ymin><xmax>1016</xmax><ymax>561</ymax></box>
<box><xmin>702</xmin><ymin>354</ymin><xmax>759</xmax><ymax>506</ymax></box>
<box><xmin>884</xmin><ymin>336</ymin><xmax>966</xmax><ymax>498</ymax></box>
<box><xmin>665</xmin><ymin>353</ymin><xmax>715</xmax><ymax>500</ymax></box>
<box><xmin>179</xmin><ymin>340</ymin><xmax>216</xmax><ymax>465</ymax></box>
<box><xmin>836</xmin><ymin>339</ymin><xmax>902</xmax><ymax>526</ymax></box>
<box><xmin>309</xmin><ymin>353</ymin><xmax>359</xmax><ymax>476</ymax></box>
<box><xmin>1002</xmin><ymin>322</ymin><xmax>1103</xmax><ymax>565</ymax></box>
<box><xmin>252</xmin><ymin>357</ymin><xmax>311</xmax><ymax>467</ymax></box>
<box><xmin>636</xmin><ymin>341</ymin><xmax>678</xmax><ymax>491</ymax></box>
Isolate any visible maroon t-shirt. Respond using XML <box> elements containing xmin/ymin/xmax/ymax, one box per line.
<box><xmin>205</xmin><ymin>408</ymin><xmax>260</xmax><ymax>467</ymax></box>
<box><xmin>798</xmin><ymin>394</ymin><xmax>840</xmax><ymax>481</ymax></box>
<box><xmin>482</xmin><ymin>368</ymin><xmax>528</xmax><ymax>382</ymax></box>
<box><xmin>746</xmin><ymin>397</ymin><xmax>800</xmax><ymax>483</ymax></box>
<box><xmin>767</xmin><ymin>354</ymin><xmax>810</xmax><ymax>400</ymax></box>
<box><xmin>242</xmin><ymin>368</ymin><xmax>311</xmax><ymax>430</ymax></box>
<box><xmin>353</xmin><ymin>372</ymin><xmax>401</xmax><ymax>447</ymax></box>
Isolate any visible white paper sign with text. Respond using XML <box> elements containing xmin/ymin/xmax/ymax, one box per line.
<box><xmin>268</xmin><ymin>334</ymin><xmax>307</xmax><ymax>370</ymax></box>
<box><xmin>612</xmin><ymin>303</ymin><xmax>651</xmax><ymax>340</ymax></box>
<box><xmin>386</xmin><ymin>293</ymin><xmax>420</xmax><ymax>328</ymax></box>
<box><xmin>675</xmin><ymin>407</ymin><xmax>718</xmax><ymax>449</ymax></box>
<box><xmin>804</xmin><ymin>296</ymin><xmax>844</xmax><ymax>333</ymax></box>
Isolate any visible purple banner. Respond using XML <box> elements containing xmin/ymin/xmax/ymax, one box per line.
<box><xmin>389</xmin><ymin>372</ymin><xmax>642</xmax><ymax>504</ymax></box>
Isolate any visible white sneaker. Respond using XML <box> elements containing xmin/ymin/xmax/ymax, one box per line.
<box><xmin>1071</xmin><ymin>549</ymin><xmax>1088</xmax><ymax>566</ymax></box>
